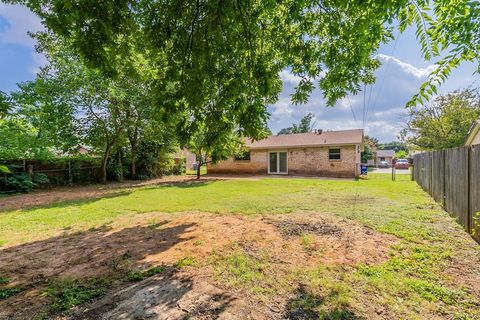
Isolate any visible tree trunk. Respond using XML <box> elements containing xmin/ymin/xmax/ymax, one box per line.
<box><xmin>130</xmin><ymin>145</ymin><xmax>137</xmax><ymax>179</ymax></box>
<box><xmin>196</xmin><ymin>162</ymin><xmax>201</xmax><ymax>180</ymax></box>
<box><xmin>100</xmin><ymin>145</ymin><xmax>112</xmax><ymax>183</ymax></box>
<box><xmin>117</xmin><ymin>149</ymin><xmax>123</xmax><ymax>182</ymax></box>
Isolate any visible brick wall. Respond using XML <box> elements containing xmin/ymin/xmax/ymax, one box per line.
<box><xmin>208</xmin><ymin>145</ymin><xmax>359</xmax><ymax>178</ymax></box>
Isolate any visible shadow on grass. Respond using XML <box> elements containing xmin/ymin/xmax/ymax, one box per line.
<box><xmin>0</xmin><ymin>221</ymin><xmax>237</xmax><ymax>319</ymax></box>
<box><xmin>284</xmin><ymin>285</ymin><xmax>362</xmax><ymax>320</ymax></box>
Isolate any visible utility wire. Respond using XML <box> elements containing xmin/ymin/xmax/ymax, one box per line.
<box><xmin>347</xmin><ymin>96</ymin><xmax>359</xmax><ymax>128</ymax></box>
<box><xmin>365</xmin><ymin>30</ymin><xmax>401</xmax><ymax>128</ymax></box>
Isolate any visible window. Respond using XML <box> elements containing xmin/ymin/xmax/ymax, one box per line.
<box><xmin>380</xmin><ymin>157</ymin><xmax>385</xmax><ymax>161</ymax></box>
<box><xmin>329</xmin><ymin>148</ymin><xmax>341</xmax><ymax>160</ymax></box>
<box><xmin>234</xmin><ymin>151</ymin><xmax>250</xmax><ymax>161</ymax></box>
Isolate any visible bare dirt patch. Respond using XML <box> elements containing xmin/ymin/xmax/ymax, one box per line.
<box><xmin>268</xmin><ymin>218</ymin><xmax>342</xmax><ymax>237</ymax></box>
<box><xmin>0</xmin><ymin>212</ymin><xmax>396</xmax><ymax>319</ymax></box>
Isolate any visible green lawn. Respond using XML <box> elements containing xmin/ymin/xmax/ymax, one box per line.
<box><xmin>1</xmin><ymin>174</ymin><xmax>479</xmax><ymax>319</ymax></box>
<box><xmin>185</xmin><ymin>165</ymin><xmax>207</xmax><ymax>176</ymax></box>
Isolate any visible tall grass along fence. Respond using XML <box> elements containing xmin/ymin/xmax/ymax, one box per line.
<box><xmin>413</xmin><ymin>145</ymin><xmax>480</xmax><ymax>243</ymax></box>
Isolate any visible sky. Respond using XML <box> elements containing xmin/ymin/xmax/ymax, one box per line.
<box><xmin>1</xmin><ymin>4</ymin><xmax>479</xmax><ymax>143</ymax></box>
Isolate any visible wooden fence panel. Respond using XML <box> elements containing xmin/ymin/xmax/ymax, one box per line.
<box><xmin>413</xmin><ymin>145</ymin><xmax>479</xmax><ymax>243</ymax></box>
<box><xmin>470</xmin><ymin>145</ymin><xmax>480</xmax><ymax>242</ymax></box>
<box><xmin>431</xmin><ymin>150</ymin><xmax>445</xmax><ymax>205</ymax></box>
<box><xmin>444</xmin><ymin>147</ymin><xmax>470</xmax><ymax>232</ymax></box>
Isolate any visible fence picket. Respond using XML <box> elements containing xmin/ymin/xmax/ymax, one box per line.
<box><xmin>413</xmin><ymin>145</ymin><xmax>479</xmax><ymax>243</ymax></box>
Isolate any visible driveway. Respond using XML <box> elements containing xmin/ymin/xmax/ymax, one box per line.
<box><xmin>372</xmin><ymin>168</ymin><xmax>411</xmax><ymax>175</ymax></box>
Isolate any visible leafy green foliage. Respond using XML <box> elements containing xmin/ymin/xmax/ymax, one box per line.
<box><xmin>361</xmin><ymin>136</ymin><xmax>378</xmax><ymax>163</ymax></box>
<box><xmin>395</xmin><ymin>150</ymin><xmax>408</xmax><ymax>159</ymax></box>
<box><xmin>187</xmin><ymin>123</ymin><xmax>246</xmax><ymax>178</ymax></box>
<box><xmin>32</xmin><ymin>173</ymin><xmax>50</xmax><ymax>185</ymax></box>
<box><xmin>4</xmin><ymin>173</ymin><xmax>35</xmax><ymax>193</ymax></box>
<box><xmin>174</xmin><ymin>256</ymin><xmax>197</xmax><ymax>268</ymax></box>
<box><xmin>400</xmin><ymin>1</ymin><xmax>480</xmax><ymax>106</ymax></box>
<box><xmin>46</xmin><ymin>278</ymin><xmax>109</xmax><ymax>311</ymax></box>
<box><xmin>12</xmin><ymin>0</ymin><xmax>398</xmax><ymax>142</ymax></box>
<box><xmin>278</xmin><ymin>113</ymin><xmax>316</xmax><ymax>135</ymax></box>
<box><xmin>0</xmin><ymin>116</ymin><xmax>55</xmax><ymax>161</ymax></box>
<box><xmin>378</xmin><ymin>141</ymin><xmax>409</xmax><ymax>153</ymax></box>
<box><xmin>127</xmin><ymin>265</ymin><xmax>166</xmax><ymax>281</ymax></box>
<box><xmin>0</xmin><ymin>91</ymin><xmax>11</xmax><ymax>117</ymax></box>
<box><xmin>0</xmin><ymin>286</ymin><xmax>23</xmax><ymax>300</ymax></box>
<box><xmin>0</xmin><ymin>165</ymin><xmax>10</xmax><ymax>173</ymax></box>
<box><xmin>405</xmin><ymin>89</ymin><xmax>480</xmax><ymax>149</ymax></box>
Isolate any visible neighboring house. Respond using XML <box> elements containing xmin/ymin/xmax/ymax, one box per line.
<box><xmin>173</xmin><ymin>149</ymin><xmax>197</xmax><ymax>170</ymax></box>
<box><xmin>465</xmin><ymin>119</ymin><xmax>480</xmax><ymax>146</ymax></box>
<box><xmin>375</xmin><ymin>150</ymin><xmax>395</xmax><ymax>165</ymax></box>
<box><xmin>208</xmin><ymin>129</ymin><xmax>364</xmax><ymax>178</ymax></box>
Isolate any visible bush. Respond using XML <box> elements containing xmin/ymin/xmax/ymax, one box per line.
<box><xmin>32</xmin><ymin>173</ymin><xmax>50</xmax><ymax>185</ymax></box>
<box><xmin>5</xmin><ymin>173</ymin><xmax>35</xmax><ymax>193</ymax></box>
<box><xmin>171</xmin><ymin>158</ymin><xmax>186</xmax><ymax>175</ymax></box>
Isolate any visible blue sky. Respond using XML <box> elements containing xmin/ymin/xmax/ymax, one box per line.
<box><xmin>1</xmin><ymin>4</ymin><xmax>479</xmax><ymax>142</ymax></box>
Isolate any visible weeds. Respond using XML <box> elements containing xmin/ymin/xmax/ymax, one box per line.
<box><xmin>45</xmin><ymin>278</ymin><xmax>109</xmax><ymax>311</ymax></box>
<box><xmin>174</xmin><ymin>256</ymin><xmax>197</xmax><ymax>268</ymax></box>
<box><xmin>0</xmin><ymin>287</ymin><xmax>23</xmax><ymax>299</ymax></box>
<box><xmin>127</xmin><ymin>265</ymin><xmax>166</xmax><ymax>281</ymax></box>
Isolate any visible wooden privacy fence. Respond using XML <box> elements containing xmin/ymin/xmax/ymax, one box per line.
<box><xmin>413</xmin><ymin>145</ymin><xmax>480</xmax><ymax>243</ymax></box>
<box><xmin>0</xmin><ymin>159</ymin><xmax>100</xmax><ymax>187</ymax></box>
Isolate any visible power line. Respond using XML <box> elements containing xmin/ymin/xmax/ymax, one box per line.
<box><xmin>364</xmin><ymin>30</ymin><xmax>401</xmax><ymax>128</ymax></box>
<box><xmin>346</xmin><ymin>96</ymin><xmax>359</xmax><ymax>128</ymax></box>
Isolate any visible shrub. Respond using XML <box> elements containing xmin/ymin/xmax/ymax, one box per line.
<box><xmin>5</xmin><ymin>173</ymin><xmax>35</xmax><ymax>193</ymax></box>
<box><xmin>32</xmin><ymin>173</ymin><xmax>50</xmax><ymax>185</ymax></box>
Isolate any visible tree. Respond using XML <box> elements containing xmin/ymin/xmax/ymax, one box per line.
<box><xmin>361</xmin><ymin>136</ymin><xmax>378</xmax><ymax>163</ymax></box>
<box><xmin>404</xmin><ymin>89</ymin><xmax>480</xmax><ymax>150</ymax></box>
<box><xmin>6</xmin><ymin>1</ymin><xmax>478</xmax><ymax>168</ymax></box>
<box><xmin>11</xmin><ymin>1</ymin><xmax>478</xmax><ymax>122</ymax></box>
<box><xmin>278</xmin><ymin>113</ymin><xmax>316</xmax><ymax>135</ymax></box>
<box><xmin>187</xmin><ymin>124</ymin><xmax>244</xmax><ymax>179</ymax></box>
<box><xmin>0</xmin><ymin>91</ymin><xmax>11</xmax><ymax>118</ymax></box>
<box><xmin>361</xmin><ymin>143</ymin><xmax>374</xmax><ymax>164</ymax></box>
<box><xmin>378</xmin><ymin>141</ymin><xmax>408</xmax><ymax>152</ymax></box>
<box><xmin>395</xmin><ymin>150</ymin><xmax>408</xmax><ymax>159</ymax></box>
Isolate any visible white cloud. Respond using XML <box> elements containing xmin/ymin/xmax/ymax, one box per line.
<box><xmin>376</xmin><ymin>53</ymin><xmax>436</xmax><ymax>78</ymax></box>
<box><xmin>270</xmin><ymin>97</ymin><xmax>293</xmax><ymax>119</ymax></box>
<box><xmin>279</xmin><ymin>70</ymin><xmax>302</xmax><ymax>85</ymax></box>
<box><xmin>0</xmin><ymin>4</ymin><xmax>43</xmax><ymax>47</ymax></box>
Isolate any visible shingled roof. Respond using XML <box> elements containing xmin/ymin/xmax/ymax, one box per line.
<box><xmin>246</xmin><ymin>129</ymin><xmax>363</xmax><ymax>149</ymax></box>
<box><xmin>376</xmin><ymin>150</ymin><xmax>395</xmax><ymax>158</ymax></box>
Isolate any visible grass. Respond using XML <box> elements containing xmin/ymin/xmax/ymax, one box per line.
<box><xmin>1</xmin><ymin>174</ymin><xmax>479</xmax><ymax>318</ymax></box>
<box><xmin>45</xmin><ymin>278</ymin><xmax>109</xmax><ymax>312</ymax></box>
<box><xmin>186</xmin><ymin>166</ymin><xmax>207</xmax><ymax>176</ymax></box>
<box><xmin>127</xmin><ymin>265</ymin><xmax>167</xmax><ymax>282</ymax></box>
<box><xmin>0</xmin><ymin>174</ymin><xmax>449</xmax><ymax>245</ymax></box>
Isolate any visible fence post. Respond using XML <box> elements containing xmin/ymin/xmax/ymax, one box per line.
<box><xmin>467</xmin><ymin>146</ymin><xmax>471</xmax><ymax>235</ymax></box>
<box><xmin>68</xmin><ymin>160</ymin><xmax>73</xmax><ymax>186</ymax></box>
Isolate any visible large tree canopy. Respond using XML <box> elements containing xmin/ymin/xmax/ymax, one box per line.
<box><xmin>4</xmin><ymin>0</ymin><xmax>479</xmax><ymax>142</ymax></box>
<box><xmin>404</xmin><ymin>89</ymin><xmax>480</xmax><ymax>150</ymax></box>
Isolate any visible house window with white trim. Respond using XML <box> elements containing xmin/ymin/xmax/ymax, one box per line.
<box><xmin>329</xmin><ymin>148</ymin><xmax>341</xmax><ymax>160</ymax></box>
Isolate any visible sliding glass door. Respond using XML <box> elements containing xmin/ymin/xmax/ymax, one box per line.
<box><xmin>268</xmin><ymin>151</ymin><xmax>288</xmax><ymax>174</ymax></box>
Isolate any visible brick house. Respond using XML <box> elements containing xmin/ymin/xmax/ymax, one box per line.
<box><xmin>208</xmin><ymin>129</ymin><xmax>364</xmax><ymax>178</ymax></box>
<box><xmin>375</xmin><ymin>150</ymin><xmax>395</xmax><ymax>166</ymax></box>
